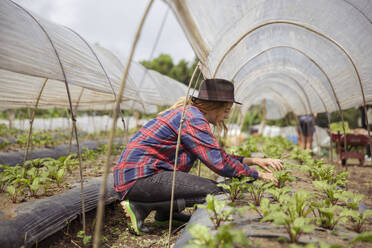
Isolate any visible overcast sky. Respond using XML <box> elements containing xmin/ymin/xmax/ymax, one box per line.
<box><xmin>12</xmin><ymin>0</ymin><xmax>195</xmax><ymax>64</ymax></box>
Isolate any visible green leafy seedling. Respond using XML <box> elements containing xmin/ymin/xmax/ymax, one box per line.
<box><xmin>187</xmin><ymin>223</ymin><xmax>250</xmax><ymax>248</ymax></box>
<box><xmin>262</xmin><ymin>190</ymin><xmax>315</xmax><ymax>243</ymax></box>
<box><xmin>312</xmin><ymin>181</ymin><xmax>342</xmax><ymax>205</ymax></box>
<box><xmin>29</xmin><ymin>178</ymin><xmax>42</xmax><ymax>197</ymax></box>
<box><xmin>349</xmin><ymin>231</ymin><xmax>372</xmax><ymax>244</ymax></box>
<box><xmin>245</xmin><ymin>198</ymin><xmax>280</xmax><ymax>218</ymax></box>
<box><xmin>315</xmin><ymin>205</ymin><xmax>349</xmax><ymax>230</ymax></box>
<box><xmin>274</xmin><ymin>170</ymin><xmax>295</xmax><ymax>188</ymax></box>
<box><xmin>59</xmin><ymin>154</ymin><xmax>79</xmax><ymax>172</ymax></box>
<box><xmin>344</xmin><ymin>209</ymin><xmax>372</xmax><ymax>233</ymax></box>
<box><xmin>337</xmin><ymin>191</ymin><xmax>364</xmax><ymax>210</ymax></box>
<box><xmin>246</xmin><ymin>180</ymin><xmax>273</xmax><ymax>206</ymax></box>
<box><xmin>186</xmin><ymin>223</ymin><xmax>214</xmax><ymax>247</ymax></box>
<box><xmin>263</xmin><ymin>214</ymin><xmax>314</xmax><ymax>243</ymax></box>
<box><xmin>6</xmin><ymin>185</ymin><xmax>18</xmax><ymax>203</ymax></box>
<box><xmin>289</xmin><ymin>146</ymin><xmax>312</xmax><ymax>164</ymax></box>
<box><xmin>77</xmin><ymin>230</ymin><xmax>92</xmax><ymax>246</ymax></box>
<box><xmin>267</xmin><ymin>185</ymin><xmax>292</xmax><ymax>202</ymax></box>
<box><xmin>55</xmin><ymin>168</ymin><xmax>66</xmax><ymax>187</ymax></box>
<box><xmin>217</xmin><ymin>176</ymin><xmax>250</xmax><ymax>203</ymax></box>
<box><xmin>196</xmin><ymin>194</ymin><xmax>236</xmax><ymax>229</ymax></box>
<box><xmin>288</xmin><ymin>241</ymin><xmax>344</xmax><ymax>248</ymax></box>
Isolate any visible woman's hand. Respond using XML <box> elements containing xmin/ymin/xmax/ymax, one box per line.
<box><xmin>249</xmin><ymin>158</ymin><xmax>283</xmax><ymax>173</ymax></box>
<box><xmin>258</xmin><ymin>171</ymin><xmax>279</xmax><ymax>186</ymax></box>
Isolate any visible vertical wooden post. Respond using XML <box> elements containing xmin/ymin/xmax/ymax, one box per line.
<box><xmin>24</xmin><ymin>78</ymin><xmax>48</xmax><ymax>162</ymax></box>
<box><xmin>167</xmin><ymin>64</ymin><xmax>199</xmax><ymax>248</ymax></box>
<box><xmin>259</xmin><ymin>99</ymin><xmax>266</xmax><ymax>135</ymax></box>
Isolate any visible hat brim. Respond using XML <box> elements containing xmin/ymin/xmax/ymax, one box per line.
<box><xmin>191</xmin><ymin>96</ymin><xmax>242</xmax><ymax>105</ymax></box>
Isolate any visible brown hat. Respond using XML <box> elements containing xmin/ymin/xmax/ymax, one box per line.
<box><xmin>192</xmin><ymin>78</ymin><xmax>241</xmax><ymax>104</ymax></box>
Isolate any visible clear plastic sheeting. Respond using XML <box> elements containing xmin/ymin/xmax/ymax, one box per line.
<box><xmin>0</xmin><ymin>0</ymin><xmax>188</xmax><ymax>112</ymax></box>
<box><xmin>167</xmin><ymin>0</ymin><xmax>372</xmax><ymax>118</ymax></box>
<box><xmin>242</xmin><ymin>96</ymin><xmax>289</xmax><ymax>120</ymax></box>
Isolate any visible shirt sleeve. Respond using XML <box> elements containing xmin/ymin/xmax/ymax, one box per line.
<box><xmin>181</xmin><ymin>116</ymin><xmax>258</xmax><ymax>179</ymax></box>
<box><xmin>229</xmin><ymin>154</ymin><xmax>244</xmax><ymax>163</ymax></box>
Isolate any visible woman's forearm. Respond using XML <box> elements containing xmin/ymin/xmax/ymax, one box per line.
<box><xmin>242</xmin><ymin>157</ymin><xmax>260</xmax><ymax>165</ymax></box>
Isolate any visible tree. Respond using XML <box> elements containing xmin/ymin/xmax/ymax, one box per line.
<box><xmin>141</xmin><ymin>54</ymin><xmax>200</xmax><ymax>87</ymax></box>
<box><xmin>140</xmin><ymin>54</ymin><xmax>174</xmax><ymax>77</ymax></box>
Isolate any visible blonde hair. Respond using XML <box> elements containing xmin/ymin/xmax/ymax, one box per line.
<box><xmin>159</xmin><ymin>96</ymin><xmax>230</xmax><ymax>137</ymax></box>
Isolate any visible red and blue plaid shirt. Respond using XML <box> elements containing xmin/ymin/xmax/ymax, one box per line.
<box><xmin>113</xmin><ymin>106</ymin><xmax>258</xmax><ymax>198</ymax></box>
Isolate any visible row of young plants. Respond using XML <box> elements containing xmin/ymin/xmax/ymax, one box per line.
<box><xmin>186</xmin><ymin>136</ymin><xmax>372</xmax><ymax>248</ymax></box>
<box><xmin>0</xmin><ymin>124</ymin><xmax>68</xmax><ymax>149</ymax></box>
<box><xmin>0</xmin><ymin>123</ymin><xmax>136</xmax><ymax>150</ymax></box>
<box><xmin>0</xmin><ymin>143</ymin><xmax>124</xmax><ymax>203</ymax></box>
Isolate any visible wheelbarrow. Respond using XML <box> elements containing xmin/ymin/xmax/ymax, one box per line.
<box><xmin>330</xmin><ymin>131</ymin><xmax>370</xmax><ymax>166</ymax></box>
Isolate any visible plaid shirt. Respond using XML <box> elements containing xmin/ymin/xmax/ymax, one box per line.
<box><xmin>113</xmin><ymin>106</ymin><xmax>258</xmax><ymax>198</ymax></box>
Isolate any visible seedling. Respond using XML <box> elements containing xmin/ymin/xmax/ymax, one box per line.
<box><xmin>273</xmin><ymin>169</ymin><xmax>295</xmax><ymax>188</ymax></box>
<box><xmin>314</xmin><ymin>205</ymin><xmax>349</xmax><ymax>230</ymax></box>
<box><xmin>0</xmin><ymin>165</ymin><xmax>7</xmax><ymax>192</ymax></box>
<box><xmin>332</xmin><ymin>170</ymin><xmax>348</xmax><ymax>187</ymax></box>
<box><xmin>262</xmin><ymin>190</ymin><xmax>315</xmax><ymax>243</ymax></box>
<box><xmin>290</xmin><ymin>146</ymin><xmax>312</xmax><ymax>164</ymax></box>
<box><xmin>288</xmin><ymin>241</ymin><xmax>344</xmax><ymax>248</ymax></box>
<box><xmin>6</xmin><ymin>185</ymin><xmax>18</xmax><ymax>203</ymax></box>
<box><xmin>344</xmin><ymin>209</ymin><xmax>372</xmax><ymax>233</ymax></box>
<box><xmin>312</xmin><ymin>181</ymin><xmax>341</xmax><ymax>205</ymax></box>
<box><xmin>337</xmin><ymin>191</ymin><xmax>364</xmax><ymax>210</ymax></box>
<box><xmin>349</xmin><ymin>231</ymin><xmax>372</xmax><ymax>245</ymax></box>
<box><xmin>262</xmin><ymin>214</ymin><xmax>314</xmax><ymax>243</ymax></box>
<box><xmin>81</xmin><ymin>147</ymin><xmax>99</xmax><ymax>160</ymax></box>
<box><xmin>55</xmin><ymin>168</ymin><xmax>66</xmax><ymax>187</ymax></box>
<box><xmin>217</xmin><ymin>176</ymin><xmax>250</xmax><ymax>203</ymax></box>
<box><xmin>196</xmin><ymin>194</ymin><xmax>236</xmax><ymax>229</ymax></box>
<box><xmin>58</xmin><ymin>154</ymin><xmax>79</xmax><ymax>172</ymax></box>
<box><xmin>0</xmin><ymin>138</ymin><xmax>10</xmax><ymax>149</ymax></box>
<box><xmin>228</xmin><ymin>137</ymin><xmax>258</xmax><ymax>157</ymax></box>
<box><xmin>267</xmin><ymin>185</ymin><xmax>292</xmax><ymax>202</ymax></box>
<box><xmin>246</xmin><ymin>180</ymin><xmax>273</xmax><ymax>206</ymax></box>
<box><xmin>29</xmin><ymin>178</ymin><xmax>42</xmax><ymax>197</ymax></box>
<box><xmin>282</xmin><ymin>190</ymin><xmax>314</xmax><ymax>217</ymax></box>
<box><xmin>77</xmin><ymin>230</ymin><xmax>92</xmax><ymax>246</ymax></box>
<box><xmin>246</xmin><ymin>197</ymin><xmax>280</xmax><ymax>218</ymax></box>
<box><xmin>187</xmin><ymin>223</ymin><xmax>250</xmax><ymax>248</ymax></box>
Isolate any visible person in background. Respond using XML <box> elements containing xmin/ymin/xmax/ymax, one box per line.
<box><xmin>113</xmin><ymin>78</ymin><xmax>283</xmax><ymax>235</ymax></box>
<box><xmin>297</xmin><ymin>113</ymin><xmax>317</xmax><ymax>150</ymax></box>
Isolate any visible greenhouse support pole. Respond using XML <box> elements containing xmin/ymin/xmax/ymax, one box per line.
<box><xmin>167</xmin><ymin>64</ymin><xmax>199</xmax><ymax>248</ymax></box>
<box><xmin>191</xmin><ymin>69</ymin><xmax>203</xmax><ymax>177</ymax></box>
<box><xmin>92</xmin><ymin>1</ymin><xmax>154</xmax><ymax>247</ymax></box>
<box><xmin>24</xmin><ymin>78</ymin><xmax>48</xmax><ymax>162</ymax></box>
<box><xmin>8</xmin><ymin>109</ymin><xmax>15</xmax><ymax>129</ymax></box>
<box><xmin>92</xmin><ymin>111</ymin><xmax>97</xmax><ymax>133</ymax></box>
<box><xmin>65</xmin><ymin>108</ymin><xmax>71</xmax><ymax>130</ymax></box>
<box><xmin>259</xmin><ymin>99</ymin><xmax>266</xmax><ymax>135</ymax></box>
<box><xmin>68</xmin><ymin>88</ymin><xmax>84</xmax><ymax>155</ymax></box>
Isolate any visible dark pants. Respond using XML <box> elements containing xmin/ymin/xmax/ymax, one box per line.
<box><xmin>126</xmin><ymin>171</ymin><xmax>224</xmax><ymax>207</ymax></box>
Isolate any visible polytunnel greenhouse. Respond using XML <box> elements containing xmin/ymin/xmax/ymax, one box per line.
<box><xmin>0</xmin><ymin>0</ymin><xmax>372</xmax><ymax>247</ymax></box>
